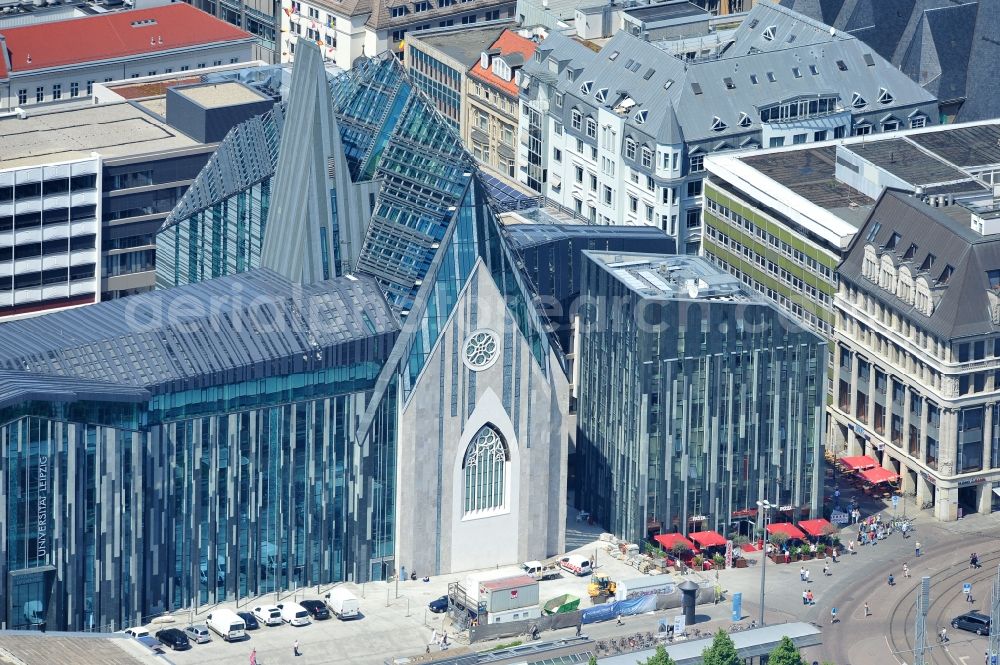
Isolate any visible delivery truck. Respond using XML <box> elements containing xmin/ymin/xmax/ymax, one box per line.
<box><xmin>521</xmin><ymin>560</ymin><xmax>561</xmax><ymax>581</ymax></box>
<box><xmin>325</xmin><ymin>587</ymin><xmax>360</xmax><ymax>620</ymax></box>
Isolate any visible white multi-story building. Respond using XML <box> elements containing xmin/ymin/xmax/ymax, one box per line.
<box><xmin>0</xmin><ymin>158</ymin><xmax>101</xmax><ymax>319</ymax></box>
<box><xmin>281</xmin><ymin>0</ymin><xmax>516</xmax><ymax>69</ymax></box>
<box><xmin>518</xmin><ymin>1</ymin><xmax>938</xmax><ymax>253</ymax></box>
<box><xmin>0</xmin><ymin>3</ymin><xmax>254</xmax><ymax>111</ymax></box>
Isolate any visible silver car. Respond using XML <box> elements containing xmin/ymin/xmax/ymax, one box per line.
<box><xmin>183</xmin><ymin>624</ymin><xmax>212</xmax><ymax>644</ymax></box>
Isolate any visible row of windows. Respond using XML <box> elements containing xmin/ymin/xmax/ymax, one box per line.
<box><xmin>103</xmin><ymin>249</ymin><xmax>156</xmax><ymax>277</ymax></box>
<box><xmin>0</xmin><ymin>204</ymin><xmax>97</xmax><ymax>232</ymax></box>
<box><xmin>0</xmin><ymin>234</ymin><xmax>95</xmax><ymax>263</ymax></box>
<box><xmin>0</xmin><ymin>174</ymin><xmax>97</xmax><ymax>201</ymax></box>
<box><xmin>705</xmin><ymin>194</ymin><xmax>836</xmax><ymax>282</ymax></box>
<box><xmin>0</xmin><ymin>263</ymin><xmax>95</xmax><ymax>291</ymax></box>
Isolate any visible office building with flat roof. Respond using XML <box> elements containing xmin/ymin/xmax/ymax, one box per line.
<box><xmin>0</xmin><ymin>77</ymin><xmax>275</xmax><ymax>320</ymax></box>
<box><xmin>703</xmin><ymin>119</ymin><xmax>1000</xmax><ymax>341</ymax></box>
<box><xmin>575</xmin><ymin>252</ymin><xmax>825</xmax><ymax>542</ymax></box>
<box><xmin>833</xmin><ymin>189</ymin><xmax>1000</xmax><ymax>521</ymax></box>
<box><xmin>518</xmin><ymin>1</ymin><xmax>936</xmax><ymax>253</ymax></box>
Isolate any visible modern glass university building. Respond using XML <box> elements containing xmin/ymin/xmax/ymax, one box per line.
<box><xmin>0</xmin><ymin>270</ymin><xmax>399</xmax><ymax>631</ymax></box>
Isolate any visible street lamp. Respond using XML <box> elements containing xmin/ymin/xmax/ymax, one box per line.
<box><xmin>756</xmin><ymin>499</ymin><xmax>774</xmax><ymax>627</ymax></box>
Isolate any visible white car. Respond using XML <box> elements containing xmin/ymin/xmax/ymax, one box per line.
<box><xmin>123</xmin><ymin>627</ymin><xmax>150</xmax><ymax>639</ymax></box>
<box><xmin>252</xmin><ymin>604</ymin><xmax>283</xmax><ymax>626</ymax></box>
<box><xmin>276</xmin><ymin>602</ymin><xmax>311</xmax><ymax>627</ymax></box>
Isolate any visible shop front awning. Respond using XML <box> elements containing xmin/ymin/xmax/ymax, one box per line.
<box><xmin>840</xmin><ymin>455</ymin><xmax>878</xmax><ymax>471</ymax></box>
<box><xmin>766</xmin><ymin>522</ymin><xmax>806</xmax><ymax>540</ymax></box>
<box><xmin>654</xmin><ymin>533</ymin><xmax>696</xmax><ymax>552</ymax></box>
<box><xmin>860</xmin><ymin>466</ymin><xmax>899</xmax><ymax>484</ymax></box>
<box><xmin>689</xmin><ymin>530</ymin><xmax>727</xmax><ymax>548</ymax></box>
<box><xmin>797</xmin><ymin>518</ymin><xmax>835</xmax><ymax>538</ymax></box>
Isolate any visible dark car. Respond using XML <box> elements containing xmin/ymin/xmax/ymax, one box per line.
<box><xmin>428</xmin><ymin>596</ymin><xmax>449</xmax><ymax>613</ymax></box>
<box><xmin>237</xmin><ymin>611</ymin><xmax>260</xmax><ymax>630</ymax></box>
<box><xmin>300</xmin><ymin>600</ymin><xmax>331</xmax><ymax>620</ymax></box>
<box><xmin>155</xmin><ymin>628</ymin><xmax>191</xmax><ymax>651</ymax></box>
<box><xmin>952</xmin><ymin>612</ymin><xmax>991</xmax><ymax>635</ymax></box>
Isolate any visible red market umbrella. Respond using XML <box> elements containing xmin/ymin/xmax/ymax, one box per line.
<box><xmin>840</xmin><ymin>455</ymin><xmax>878</xmax><ymax>471</ymax></box>
<box><xmin>860</xmin><ymin>466</ymin><xmax>899</xmax><ymax>484</ymax></box>
<box><xmin>689</xmin><ymin>530</ymin><xmax>728</xmax><ymax>548</ymax></box>
<box><xmin>797</xmin><ymin>518</ymin><xmax>835</xmax><ymax>538</ymax></box>
<box><xmin>654</xmin><ymin>533</ymin><xmax>696</xmax><ymax>551</ymax></box>
<box><xmin>766</xmin><ymin>522</ymin><xmax>806</xmax><ymax>539</ymax></box>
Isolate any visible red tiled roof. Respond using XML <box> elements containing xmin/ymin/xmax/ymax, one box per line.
<box><xmin>467</xmin><ymin>30</ymin><xmax>536</xmax><ymax>97</ymax></box>
<box><xmin>0</xmin><ymin>4</ymin><xmax>252</xmax><ymax>79</ymax></box>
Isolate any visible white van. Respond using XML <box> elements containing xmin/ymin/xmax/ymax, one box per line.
<box><xmin>325</xmin><ymin>588</ymin><xmax>360</xmax><ymax>620</ymax></box>
<box><xmin>206</xmin><ymin>609</ymin><xmax>246</xmax><ymax>641</ymax></box>
<box><xmin>252</xmin><ymin>604</ymin><xmax>283</xmax><ymax>626</ymax></box>
<box><xmin>559</xmin><ymin>555</ymin><xmax>592</xmax><ymax>576</ymax></box>
<box><xmin>276</xmin><ymin>602</ymin><xmax>311</xmax><ymax>626</ymax></box>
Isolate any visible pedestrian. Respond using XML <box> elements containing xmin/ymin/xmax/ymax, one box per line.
<box><xmin>915</xmin><ymin>541</ymin><xmax>921</xmax><ymax>557</ymax></box>
<box><xmin>802</xmin><ymin>589</ymin><xmax>809</xmax><ymax>606</ymax></box>
<box><xmin>824</xmin><ymin>561</ymin><xmax>831</xmax><ymax>576</ymax></box>
<box><xmin>864</xmin><ymin>602</ymin><xmax>870</xmax><ymax>617</ymax></box>
<box><xmin>294</xmin><ymin>639</ymin><xmax>301</xmax><ymax>657</ymax></box>
<box><xmin>888</xmin><ymin>573</ymin><xmax>895</xmax><ymax>586</ymax></box>
<box><xmin>903</xmin><ymin>563</ymin><xmax>910</xmax><ymax>578</ymax></box>
<box><xmin>939</xmin><ymin>627</ymin><xmax>948</xmax><ymax>643</ymax></box>
<box><xmin>576</xmin><ymin>623</ymin><xmax>582</xmax><ymax>637</ymax></box>
<box><xmin>251</xmin><ymin>648</ymin><xmax>257</xmax><ymax>665</ymax></box>
<box><xmin>967</xmin><ymin>589</ymin><xmax>974</xmax><ymax>604</ymax></box>
<box><xmin>831</xmin><ymin>607</ymin><xmax>838</xmax><ymax>624</ymax></box>
<box><xmin>616</xmin><ymin>615</ymin><xmax>624</xmax><ymax>626</ymax></box>
<box><xmin>804</xmin><ymin>569</ymin><xmax>811</xmax><ymax>583</ymax></box>
<box><xmin>832</xmin><ymin>548</ymin><xmax>839</xmax><ymax>563</ymax></box>
<box><xmin>807</xmin><ymin>589</ymin><xmax>815</xmax><ymax>605</ymax></box>
<box><xmin>901</xmin><ymin>522</ymin><xmax>909</xmax><ymax>538</ymax></box>
<box><xmin>800</xmin><ymin>566</ymin><xmax>807</xmax><ymax>581</ymax></box>
<box><xmin>849</xmin><ymin>541</ymin><xmax>855</xmax><ymax>555</ymax></box>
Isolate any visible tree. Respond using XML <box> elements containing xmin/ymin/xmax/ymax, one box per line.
<box><xmin>702</xmin><ymin>629</ymin><xmax>741</xmax><ymax>665</ymax></box>
<box><xmin>768</xmin><ymin>637</ymin><xmax>805</xmax><ymax>665</ymax></box>
<box><xmin>642</xmin><ymin>645</ymin><xmax>677</xmax><ymax>665</ymax></box>
<box><xmin>769</xmin><ymin>532</ymin><xmax>790</xmax><ymax>549</ymax></box>
<box><xmin>588</xmin><ymin>656</ymin><xmax>599</xmax><ymax>665</ymax></box>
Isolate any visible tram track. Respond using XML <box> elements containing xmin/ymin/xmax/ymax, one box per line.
<box><xmin>887</xmin><ymin>545</ymin><xmax>1000</xmax><ymax>665</ymax></box>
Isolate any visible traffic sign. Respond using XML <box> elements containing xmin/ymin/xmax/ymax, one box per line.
<box><xmin>963</xmin><ymin>582</ymin><xmax>972</xmax><ymax>595</ymax></box>
<box><xmin>674</xmin><ymin>615</ymin><xmax>686</xmax><ymax>635</ymax></box>
<box><xmin>892</xmin><ymin>495</ymin><xmax>900</xmax><ymax>508</ymax></box>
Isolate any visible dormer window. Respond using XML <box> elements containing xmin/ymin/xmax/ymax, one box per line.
<box><xmin>877</xmin><ymin>87</ymin><xmax>894</xmax><ymax>104</ymax></box>
<box><xmin>391</xmin><ymin>5</ymin><xmax>407</xmax><ymax>17</ymax></box>
<box><xmin>738</xmin><ymin>112</ymin><xmax>751</xmax><ymax>128</ymax></box>
<box><xmin>491</xmin><ymin>57</ymin><xmax>512</xmax><ymax>81</ymax></box>
<box><xmin>762</xmin><ymin>25</ymin><xmax>776</xmax><ymax>41</ymax></box>
<box><xmin>580</xmin><ymin>80</ymin><xmax>593</xmax><ymax>95</ymax></box>
<box><xmin>920</xmin><ymin>253</ymin><xmax>936</xmax><ymax>271</ymax></box>
<box><xmin>903</xmin><ymin>243</ymin><xmax>918</xmax><ymax>260</ymax></box>
<box><xmin>710</xmin><ymin>116</ymin><xmax>727</xmax><ymax>132</ymax></box>
<box><xmin>852</xmin><ymin>92</ymin><xmax>867</xmax><ymax>108</ymax></box>
<box><xmin>634</xmin><ymin>109</ymin><xmax>647</xmax><ymax>124</ymax></box>
<box><xmin>595</xmin><ymin>88</ymin><xmax>607</xmax><ymax>103</ymax></box>
<box><xmin>939</xmin><ymin>264</ymin><xmax>955</xmax><ymax>284</ymax></box>
<box><xmin>885</xmin><ymin>231</ymin><xmax>900</xmax><ymax>251</ymax></box>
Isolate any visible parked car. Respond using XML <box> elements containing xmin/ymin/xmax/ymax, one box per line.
<box><xmin>299</xmin><ymin>599</ymin><xmax>331</xmax><ymax>620</ymax></box>
<box><xmin>428</xmin><ymin>596</ymin><xmax>448</xmax><ymax>613</ymax></box>
<box><xmin>156</xmin><ymin>628</ymin><xmax>191</xmax><ymax>651</ymax></box>
<box><xmin>952</xmin><ymin>612</ymin><xmax>991</xmax><ymax>635</ymax></box>
<box><xmin>276</xmin><ymin>602</ymin><xmax>311</xmax><ymax>626</ymax></box>
<box><xmin>206</xmin><ymin>609</ymin><xmax>247</xmax><ymax>641</ymax></box>
<box><xmin>237</xmin><ymin>611</ymin><xmax>260</xmax><ymax>630</ymax></box>
<box><xmin>183</xmin><ymin>624</ymin><xmax>212</xmax><ymax>644</ymax></box>
<box><xmin>123</xmin><ymin>627</ymin><xmax>150</xmax><ymax>639</ymax></box>
<box><xmin>324</xmin><ymin>588</ymin><xmax>359</xmax><ymax>620</ymax></box>
<box><xmin>253</xmin><ymin>604</ymin><xmax>283</xmax><ymax>626</ymax></box>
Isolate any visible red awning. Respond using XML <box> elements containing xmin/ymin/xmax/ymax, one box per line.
<box><xmin>689</xmin><ymin>530</ymin><xmax>727</xmax><ymax>548</ymax></box>
<box><xmin>654</xmin><ymin>533</ymin><xmax>696</xmax><ymax>551</ymax></box>
<box><xmin>797</xmin><ymin>518</ymin><xmax>835</xmax><ymax>538</ymax></box>
<box><xmin>860</xmin><ymin>466</ymin><xmax>899</xmax><ymax>484</ymax></box>
<box><xmin>766</xmin><ymin>522</ymin><xmax>806</xmax><ymax>539</ymax></box>
<box><xmin>840</xmin><ymin>455</ymin><xmax>878</xmax><ymax>471</ymax></box>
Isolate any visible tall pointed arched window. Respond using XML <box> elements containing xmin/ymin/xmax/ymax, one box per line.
<box><xmin>463</xmin><ymin>425</ymin><xmax>509</xmax><ymax>514</ymax></box>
